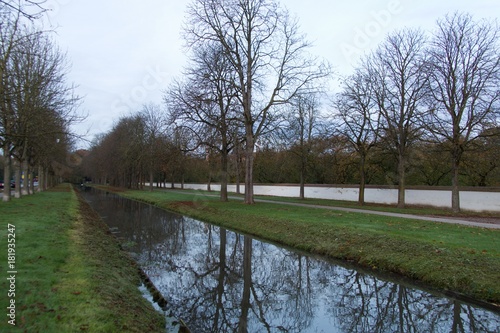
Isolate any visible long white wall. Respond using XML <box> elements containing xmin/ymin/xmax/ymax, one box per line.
<box><xmin>159</xmin><ymin>183</ymin><xmax>500</xmax><ymax>213</ymax></box>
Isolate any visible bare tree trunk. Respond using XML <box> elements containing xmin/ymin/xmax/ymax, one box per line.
<box><xmin>21</xmin><ymin>159</ymin><xmax>29</xmax><ymax>195</ymax></box>
<box><xmin>299</xmin><ymin>134</ymin><xmax>306</xmax><ymax>200</ymax></box>
<box><xmin>30</xmin><ymin>170</ymin><xmax>35</xmax><ymax>194</ymax></box>
<box><xmin>220</xmin><ymin>152</ymin><xmax>228</xmax><ymax>202</ymax></box>
<box><xmin>397</xmin><ymin>153</ymin><xmax>405</xmax><ymax>209</ymax></box>
<box><xmin>28</xmin><ymin>169</ymin><xmax>33</xmax><ymax>194</ymax></box>
<box><xmin>19</xmin><ymin>138</ymin><xmax>29</xmax><ymax>195</ymax></box>
<box><xmin>451</xmin><ymin>156</ymin><xmax>461</xmax><ymax>213</ymax></box>
<box><xmin>244</xmin><ymin>129</ymin><xmax>254</xmax><ymax>204</ymax></box>
<box><xmin>207</xmin><ymin>173</ymin><xmax>211</xmax><ymax>191</ymax></box>
<box><xmin>37</xmin><ymin>165</ymin><xmax>43</xmax><ymax>192</ymax></box>
<box><xmin>149</xmin><ymin>168</ymin><xmax>154</xmax><ymax>192</ymax></box>
<box><xmin>2</xmin><ymin>149</ymin><xmax>12</xmax><ymax>202</ymax></box>
<box><xmin>358</xmin><ymin>154</ymin><xmax>366</xmax><ymax>205</ymax></box>
<box><xmin>14</xmin><ymin>162</ymin><xmax>21</xmax><ymax>198</ymax></box>
<box><xmin>44</xmin><ymin>168</ymin><xmax>49</xmax><ymax>190</ymax></box>
<box><xmin>299</xmin><ymin>160</ymin><xmax>305</xmax><ymax>200</ymax></box>
<box><xmin>236</xmin><ymin>151</ymin><xmax>241</xmax><ymax>195</ymax></box>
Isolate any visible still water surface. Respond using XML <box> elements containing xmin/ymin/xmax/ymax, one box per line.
<box><xmin>80</xmin><ymin>188</ymin><xmax>500</xmax><ymax>333</ymax></box>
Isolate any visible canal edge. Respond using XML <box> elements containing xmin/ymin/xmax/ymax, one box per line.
<box><xmin>135</xmin><ymin>264</ymin><xmax>191</xmax><ymax>333</ymax></box>
<box><xmin>77</xmin><ymin>187</ymin><xmax>192</xmax><ymax>332</ymax></box>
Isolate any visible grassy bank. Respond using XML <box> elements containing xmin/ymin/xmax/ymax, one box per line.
<box><xmin>0</xmin><ymin>184</ymin><xmax>165</xmax><ymax>332</ymax></box>
<box><xmin>100</xmin><ymin>186</ymin><xmax>500</xmax><ymax>307</ymax></box>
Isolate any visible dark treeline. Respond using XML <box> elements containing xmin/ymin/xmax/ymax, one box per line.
<box><xmin>82</xmin><ymin>1</ymin><xmax>499</xmax><ymax>213</ymax></box>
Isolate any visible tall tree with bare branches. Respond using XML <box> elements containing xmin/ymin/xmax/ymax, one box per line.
<box><xmin>0</xmin><ymin>0</ymin><xmax>46</xmax><ymax>20</ymax></box>
<box><xmin>369</xmin><ymin>28</ymin><xmax>428</xmax><ymax>208</ymax></box>
<box><xmin>166</xmin><ymin>43</ymin><xmax>241</xmax><ymax>201</ymax></box>
<box><xmin>285</xmin><ymin>92</ymin><xmax>322</xmax><ymax>200</ymax></box>
<box><xmin>184</xmin><ymin>0</ymin><xmax>329</xmax><ymax>203</ymax></box>
<box><xmin>424</xmin><ymin>13</ymin><xmax>500</xmax><ymax>213</ymax></box>
<box><xmin>140</xmin><ymin>103</ymin><xmax>168</xmax><ymax>192</ymax></box>
<box><xmin>334</xmin><ymin>68</ymin><xmax>381</xmax><ymax>205</ymax></box>
<box><xmin>1</xmin><ymin>24</ymin><xmax>80</xmax><ymax>200</ymax></box>
<box><xmin>1</xmin><ymin>2</ymin><xmax>80</xmax><ymax>200</ymax></box>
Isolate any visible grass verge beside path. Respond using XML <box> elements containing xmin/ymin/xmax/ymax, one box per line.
<box><xmin>155</xmin><ymin>187</ymin><xmax>500</xmax><ymax>218</ymax></box>
<box><xmin>99</xmin><ymin>186</ymin><xmax>500</xmax><ymax>308</ymax></box>
<box><xmin>0</xmin><ymin>184</ymin><xmax>165</xmax><ymax>332</ymax></box>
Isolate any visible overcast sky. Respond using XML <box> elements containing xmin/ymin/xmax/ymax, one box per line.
<box><xmin>40</xmin><ymin>0</ymin><xmax>499</xmax><ymax>148</ymax></box>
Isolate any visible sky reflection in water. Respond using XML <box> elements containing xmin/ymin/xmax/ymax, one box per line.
<box><xmin>81</xmin><ymin>188</ymin><xmax>500</xmax><ymax>333</ymax></box>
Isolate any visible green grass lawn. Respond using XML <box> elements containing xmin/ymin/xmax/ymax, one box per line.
<box><xmin>102</xmin><ymin>185</ymin><xmax>500</xmax><ymax>306</ymax></box>
<box><xmin>149</xmin><ymin>187</ymin><xmax>500</xmax><ymax>218</ymax></box>
<box><xmin>0</xmin><ymin>184</ymin><xmax>165</xmax><ymax>332</ymax></box>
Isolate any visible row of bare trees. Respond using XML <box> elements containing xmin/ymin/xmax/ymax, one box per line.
<box><xmin>87</xmin><ymin>0</ymin><xmax>317</xmax><ymax>202</ymax></box>
<box><xmin>250</xmin><ymin>133</ymin><xmax>500</xmax><ymax>185</ymax></box>
<box><xmin>335</xmin><ymin>13</ymin><xmax>500</xmax><ymax>212</ymax></box>
<box><xmin>82</xmin><ymin>104</ymin><xmax>189</xmax><ymax>190</ymax></box>
<box><xmin>165</xmin><ymin>8</ymin><xmax>499</xmax><ymax>212</ymax></box>
<box><xmin>0</xmin><ymin>1</ymin><xmax>81</xmax><ymax>201</ymax></box>
<box><xmin>83</xmin><ymin>5</ymin><xmax>498</xmax><ymax>213</ymax></box>
<box><xmin>165</xmin><ymin>0</ymin><xmax>330</xmax><ymax>204</ymax></box>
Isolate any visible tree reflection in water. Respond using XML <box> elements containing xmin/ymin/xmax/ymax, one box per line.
<box><xmin>81</xmin><ymin>189</ymin><xmax>500</xmax><ymax>333</ymax></box>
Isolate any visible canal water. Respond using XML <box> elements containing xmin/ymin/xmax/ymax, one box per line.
<box><xmin>80</xmin><ymin>187</ymin><xmax>500</xmax><ymax>333</ymax></box>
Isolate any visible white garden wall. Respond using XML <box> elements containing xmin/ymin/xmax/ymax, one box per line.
<box><xmin>158</xmin><ymin>183</ymin><xmax>500</xmax><ymax>213</ymax></box>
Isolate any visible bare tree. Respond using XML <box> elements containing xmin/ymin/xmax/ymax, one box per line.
<box><xmin>184</xmin><ymin>0</ymin><xmax>329</xmax><ymax>204</ymax></box>
<box><xmin>140</xmin><ymin>103</ymin><xmax>168</xmax><ymax>192</ymax></box>
<box><xmin>0</xmin><ymin>0</ymin><xmax>47</xmax><ymax>20</ymax></box>
<box><xmin>10</xmin><ymin>29</ymin><xmax>54</xmax><ymax>195</ymax></box>
<box><xmin>334</xmin><ymin>68</ymin><xmax>380</xmax><ymax>205</ymax></box>
<box><xmin>286</xmin><ymin>92</ymin><xmax>322</xmax><ymax>199</ymax></box>
<box><xmin>106</xmin><ymin>115</ymin><xmax>147</xmax><ymax>189</ymax></box>
<box><xmin>1</xmin><ymin>0</ymin><xmax>82</xmax><ymax>201</ymax></box>
<box><xmin>85</xmin><ymin>115</ymin><xmax>147</xmax><ymax>189</ymax></box>
<box><xmin>166</xmin><ymin>43</ymin><xmax>240</xmax><ymax>201</ymax></box>
<box><xmin>369</xmin><ymin>29</ymin><xmax>428</xmax><ymax>208</ymax></box>
<box><xmin>425</xmin><ymin>13</ymin><xmax>500</xmax><ymax>213</ymax></box>
<box><xmin>1</xmin><ymin>2</ymin><xmax>82</xmax><ymax>200</ymax></box>
<box><xmin>0</xmin><ymin>6</ymin><xmax>22</xmax><ymax>201</ymax></box>
<box><xmin>31</xmin><ymin>114</ymin><xmax>69</xmax><ymax>191</ymax></box>
<box><xmin>3</xmin><ymin>25</ymin><xmax>81</xmax><ymax>199</ymax></box>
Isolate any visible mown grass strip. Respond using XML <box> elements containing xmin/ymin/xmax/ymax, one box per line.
<box><xmin>149</xmin><ymin>187</ymin><xmax>500</xmax><ymax>218</ymax></box>
<box><xmin>100</xmin><ymin>186</ymin><xmax>500</xmax><ymax>306</ymax></box>
<box><xmin>0</xmin><ymin>184</ymin><xmax>165</xmax><ymax>332</ymax></box>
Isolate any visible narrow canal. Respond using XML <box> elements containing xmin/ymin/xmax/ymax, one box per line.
<box><xmin>80</xmin><ymin>187</ymin><xmax>500</xmax><ymax>333</ymax></box>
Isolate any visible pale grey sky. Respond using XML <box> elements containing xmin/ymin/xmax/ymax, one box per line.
<box><xmin>41</xmin><ymin>0</ymin><xmax>499</xmax><ymax>147</ymax></box>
